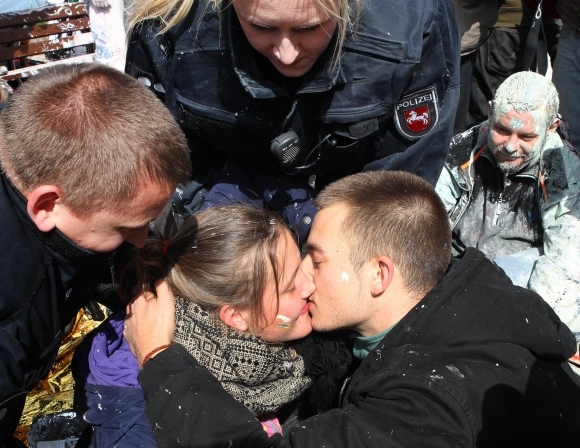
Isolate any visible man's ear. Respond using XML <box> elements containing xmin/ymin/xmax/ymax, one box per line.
<box><xmin>26</xmin><ymin>185</ymin><xmax>62</xmax><ymax>232</ymax></box>
<box><xmin>219</xmin><ymin>305</ymin><xmax>250</xmax><ymax>332</ymax></box>
<box><xmin>370</xmin><ymin>256</ymin><xmax>395</xmax><ymax>297</ymax></box>
<box><xmin>548</xmin><ymin>118</ymin><xmax>561</xmax><ymax>134</ymax></box>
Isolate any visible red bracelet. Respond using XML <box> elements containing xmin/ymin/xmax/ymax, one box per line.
<box><xmin>142</xmin><ymin>343</ymin><xmax>173</xmax><ymax>366</ymax></box>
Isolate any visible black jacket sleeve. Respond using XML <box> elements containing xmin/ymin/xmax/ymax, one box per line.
<box><xmin>139</xmin><ymin>344</ymin><xmax>472</xmax><ymax>448</ymax></box>
<box><xmin>362</xmin><ymin>0</ymin><xmax>460</xmax><ymax>186</ymax></box>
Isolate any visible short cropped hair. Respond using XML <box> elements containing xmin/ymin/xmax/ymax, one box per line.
<box><xmin>0</xmin><ymin>63</ymin><xmax>190</xmax><ymax>215</ymax></box>
<box><xmin>314</xmin><ymin>171</ymin><xmax>451</xmax><ymax>296</ymax></box>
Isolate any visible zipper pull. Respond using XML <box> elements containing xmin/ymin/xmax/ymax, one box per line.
<box><xmin>338</xmin><ymin>377</ymin><xmax>352</xmax><ymax>408</ymax></box>
<box><xmin>493</xmin><ymin>193</ymin><xmax>503</xmax><ymax>226</ymax></box>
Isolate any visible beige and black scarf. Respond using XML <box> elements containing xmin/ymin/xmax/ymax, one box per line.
<box><xmin>174</xmin><ymin>296</ymin><xmax>311</xmax><ymax>415</ymax></box>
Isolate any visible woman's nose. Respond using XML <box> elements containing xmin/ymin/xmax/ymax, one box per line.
<box><xmin>274</xmin><ymin>37</ymin><xmax>299</xmax><ymax>65</ymax></box>
<box><xmin>298</xmin><ymin>258</ymin><xmax>315</xmax><ymax>298</ymax></box>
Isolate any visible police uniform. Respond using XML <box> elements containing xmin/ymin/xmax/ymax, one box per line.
<box><xmin>126</xmin><ymin>0</ymin><xmax>460</xmax><ymax>240</ymax></box>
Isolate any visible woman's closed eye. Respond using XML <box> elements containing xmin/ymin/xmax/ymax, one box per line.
<box><xmin>295</xmin><ymin>25</ymin><xmax>321</xmax><ymax>33</ymax></box>
<box><xmin>250</xmin><ymin>23</ymin><xmax>270</xmax><ymax>32</ymax></box>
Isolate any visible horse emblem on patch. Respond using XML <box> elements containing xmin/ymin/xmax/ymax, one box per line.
<box><xmin>394</xmin><ymin>86</ymin><xmax>439</xmax><ymax>140</ymax></box>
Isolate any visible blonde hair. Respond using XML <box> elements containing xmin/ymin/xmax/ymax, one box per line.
<box><xmin>126</xmin><ymin>0</ymin><xmax>196</xmax><ymax>36</ymax></box>
<box><xmin>127</xmin><ymin>0</ymin><xmax>358</xmax><ymax>71</ymax></box>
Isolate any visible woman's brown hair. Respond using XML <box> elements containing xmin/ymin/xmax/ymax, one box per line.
<box><xmin>127</xmin><ymin>205</ymin><xmax>293</xmax><ymax>328</ymax></box>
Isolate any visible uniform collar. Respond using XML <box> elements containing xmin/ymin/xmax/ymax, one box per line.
<box><xmin>227</xmin><ymin>8</ymin><xmax>345</xmax><ymax>99</ymax></box>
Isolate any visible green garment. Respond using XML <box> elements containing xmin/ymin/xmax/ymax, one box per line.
<box><xmin>351</xmin><ymin>324</ymin><xmax>397</xmax><ymax>359</ymax></box>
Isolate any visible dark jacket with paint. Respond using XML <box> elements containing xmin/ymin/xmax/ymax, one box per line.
<box><xmin>126</xmin><ymin>0</ymin><xmax>460</xmax><ymax>221</ymax></box>
<box><xmin>137</xmin><ymin>248</ymin><xmax>580</xmax><ymax>448</ymax></box>
<box><xmin>435</xmin><ymin>122</ymin><xmax>580</xmax><ymax>344</ymax></box>
<box><xmin>0</xmin><ymin>173</ymin><xmax>120</xmax><ymax>447</ymax></box>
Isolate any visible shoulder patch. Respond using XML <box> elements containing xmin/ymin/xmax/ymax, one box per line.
<box><xmin>394</xmin><ymin>86</ymin><xmax>439</xmax><ymax>141</ymax></box>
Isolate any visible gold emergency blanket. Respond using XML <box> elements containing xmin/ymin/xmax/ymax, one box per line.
<box><xmin>14</xmin><ymin>307</ymin><xmax>107</xmax><ymax>444</ymax></box>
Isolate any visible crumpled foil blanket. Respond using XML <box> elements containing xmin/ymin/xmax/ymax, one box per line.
<box><xmin>14</xmin><ymin>306</ymin><xmax>108</xmax><ymax>444</ymax></box>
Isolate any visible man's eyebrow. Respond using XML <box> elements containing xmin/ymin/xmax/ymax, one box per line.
<box><xmin>495</xmin><ymin>123</ymin><xmax>512</xmax><ymax>132</ymax></box>
<box><xmin>495</xmin><ymin>123</ymin><xmax>537</xmax><ymax>137</ymax></box>
<box><xmin>305</xmin><ymin>242</ymin><xmax>325</xmax><ymax>253</ymax></box>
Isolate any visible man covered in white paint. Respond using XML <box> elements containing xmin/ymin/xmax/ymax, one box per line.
<box><xmin>435</xmin><ymin>71</ymin><xmax>580</xmax><ymax>364</ymax></box>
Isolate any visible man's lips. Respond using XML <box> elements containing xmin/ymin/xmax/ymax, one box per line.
<box><xmin>496</xmin><ymin>149</ymin><xmax>522</xmax><ymax>160</ymax></box>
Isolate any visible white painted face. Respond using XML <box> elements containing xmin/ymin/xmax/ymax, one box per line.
<box><xmin>487</xmin><ymin>108</ymin><xmax>549</xmax><ymax>174</ymax></box>
<box><xmin>488</xmin><ymin>71</ymin><xmax>560</xmax><ymax>174</ymax></box>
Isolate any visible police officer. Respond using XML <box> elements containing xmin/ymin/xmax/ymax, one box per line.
<box><xmin>126</xmin><ymin>0</ymin><xmax>460</xmax><ymax>241</ymax></box>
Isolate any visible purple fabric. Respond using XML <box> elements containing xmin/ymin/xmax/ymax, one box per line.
<box><xmin>82</xmin><ymin>309</ymin><xmax>141</xmax><ymax>388</ymax></box>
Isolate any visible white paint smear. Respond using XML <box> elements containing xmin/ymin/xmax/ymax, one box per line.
<box><xmin>341</xmin><ymin>272</ymin><xmax>349</xmax><ymax>282</ymax></box>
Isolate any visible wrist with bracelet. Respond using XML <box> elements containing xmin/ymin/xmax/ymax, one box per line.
<box><xmin>142</xmin><ymin>343</ymin><xmax>173</xmax><ymax>366</ymax></box>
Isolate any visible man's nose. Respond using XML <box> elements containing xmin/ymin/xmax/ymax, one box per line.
<box><xmin>274</xmin><ymin>37</ymin><xmax>299</xmax><ymax>65</ymax></box>
<box><xmin>298</xmin><ymin>257</ymin><xmax>316</xmax><ymax>298</ymax></box>
<box><xmin>125</xmin><ymin>225</ymin><xmax>149</xmax><ymax>248</ymax></box>
<box><xmin>507</xmin><ymin>133</ymin><xmax>520</xmax><ymax>151</ymax></box>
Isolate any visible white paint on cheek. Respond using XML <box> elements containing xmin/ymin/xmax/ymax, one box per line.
<box><xmin>341</xmin><ymin>272</ymin><xmax>349</xmax><ymax>282</ymax></box>
<box><xmin>276</xmin><ymin>314</ymin><xmax>293</xmax><ymax>330</ymax></box>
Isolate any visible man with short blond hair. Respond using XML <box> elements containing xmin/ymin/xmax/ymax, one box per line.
<box><xmin>0</xmin><ymin>62</ymin><xmax>190</xmax><ymax>446</ymax></box>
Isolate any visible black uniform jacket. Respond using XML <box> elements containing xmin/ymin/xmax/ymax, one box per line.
<box><xmin>0</xmin><ymin>173</ymin><xmax>120</xmax><ymax>446</ymax></box>
<box><xmin>126</xmin><ymin>0</ymin><xmax>460</xmax><ymax>199</ymax></box>
<box><xmin>138</xmin><ymin>248</ymin><xmax>580</xmax><ymax>448</ymax></box>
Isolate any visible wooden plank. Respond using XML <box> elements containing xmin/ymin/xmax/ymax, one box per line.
<box><xmin>0</xmin><ymin>3</ymin><xmax>87</xmax><ymax>29</ymax></box>
<box><xmin>0</xmin><ymin>53</ymin><xmax>95</xmax><ymax>81</ymax></box>
<box><xmin>0</xmin><ymin>31</ymin><xmax>93</xmax><ymax>61</ymax></box>
<box><xmin>0</xmin><ymin>17</ymin><xmax>90</xmax><ymax>46</ymax></box>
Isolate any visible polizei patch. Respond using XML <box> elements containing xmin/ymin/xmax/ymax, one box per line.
<box><xmin>394</xmin><ymin>86</ymin><xmax>439</xmax><ymax>140</ymax></box>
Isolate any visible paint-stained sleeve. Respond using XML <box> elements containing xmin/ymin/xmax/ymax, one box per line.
<box><xmin>435</xmin><ymin>165</ymin><xmax>464</xmax><ymax>214</ymax></box>
<box><xmin>529</xmin><ymin>140</ymin><xmax>580</xmax><ymax>345</ymax></box>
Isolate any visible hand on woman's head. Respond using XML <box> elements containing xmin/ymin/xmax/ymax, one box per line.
<box><xmin>124</xmin><ymin>278</ymin><xmax>175</xmax><ymax>366</ymax></box>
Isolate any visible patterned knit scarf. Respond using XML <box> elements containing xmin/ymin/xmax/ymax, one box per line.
<box><xmin>174</xmin><ymin>296</ymin><xmax>311</xmax><ymax>415</ymax></box>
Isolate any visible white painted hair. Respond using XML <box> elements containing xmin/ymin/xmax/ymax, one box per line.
<box><xmin>491</xmin><ymin>72</ymin><xmax>559</xmax><ymax>131</ymax></box>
